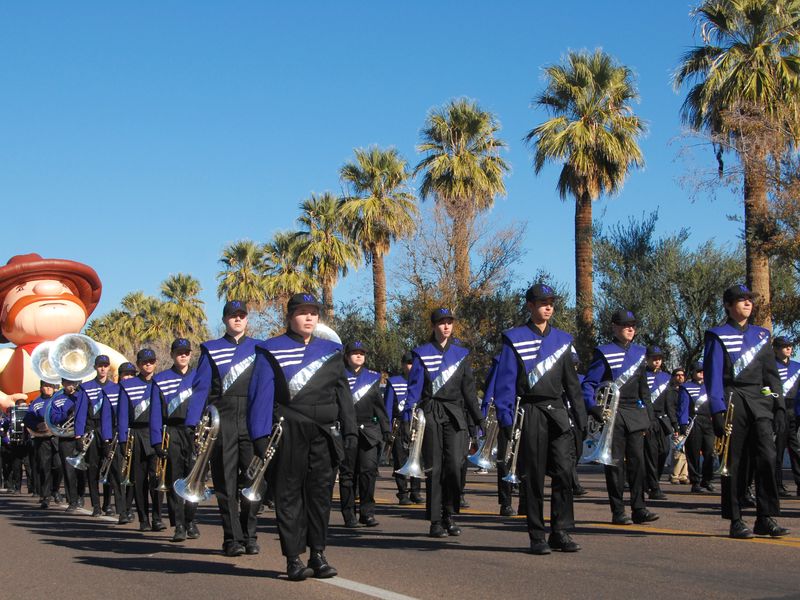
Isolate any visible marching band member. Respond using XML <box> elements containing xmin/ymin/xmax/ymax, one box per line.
<box><xmin>150</xmin><ymin>338</ymin><xmax>199</xmax><ymax>542</ymax></box>
<box><xmin>248</xmin><ymin>293</ymin><xmax>356</xmax><ymax>581</ymax></box>
<box><xmin>99</xmin><ymin>362</ymin><xmax>132</xmax><ymax>524</ymax></box>
<box><xmin>668</xmin><ymin>368</ymin><xmax>689</xmax><ymax>484</ymax></box>
<box><xmin>582</xmin><ymin>309</ymin><xmax>659</xmax><ymax>526</ymax></box>
<box><xmin>494</xmin><ymin>284</ymin><xmax>586</xmax><ymax>554</ymax></box>
<box><xmin>677</xmin><ymin>363</ymin><xmax>715</xmax><ymax>493</ymax></box>
<box><xmin>339</xmin><ymin>340</ymin><xmax>390</xmax><ymax>528</ymax></box>
<box><xmin>49</xmin><ymin>378</ymin><xmax>83</xmax><ymax>513</ymax></box>
<box><xmin>644</xmin><ymin>346</ymin><xmax>671</xmax><ymax>500</ymax></box>
<box><xmin>772</xmin><ymin>336</ymin><xmax>800</xmax><ymax>497</ymax></box>
<box><xmin>72</xmin><ymin>355</ymin><xmax>114</xmax><ymax>516</ymax></box>
<box><xmin>185</xmin><ymin>301</ymin><xmax>259</xmax><ymax>557</ymax></box>
<box><xmin>484</xmin><ymin>354</ymin><xmax>515</xmax><ymax>514</ymax></box>
<box><xmin>405</xmin><ymin>307</ymin><xmax>483</xmax><ymax>539</ymax></box>
<box><xmin>703</xmin><ymin>284</ymin><xmax>788</xmax><ymax>538</ymax></box>
<box><xmin>24</xmin><ymin>381</ymin><xmax>58</xmax><ymax>508</ymax></box>
<box><xmin>384</xmin><ymin>352</ymin><xmax>422</xmax><ymax>505</ymax></box>
<box><xmin>118</xmin><ymin>349</ymin><xmax>164</xmax><ymax>532</ymax></box>
<box><xmin>568</xmin><ymin>353</ymin><xmax>587</xmax><ymax>497</ymax></box>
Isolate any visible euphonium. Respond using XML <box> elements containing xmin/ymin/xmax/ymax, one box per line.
<box><xmin>581</xmin><ymin>382</ymin><xmax>620</xmax><ymax>466</ymax></box>
<box><xmin>242</xmin><ymin>417</ymin><xmax>284</xmax><ymax>502</ymax></box>
<box><xmin>120</xmin><ymin>439</ymin><xmax>134</xmax><ymax>488</ymax></box>
<box><xmin>155</xmin><ymin>425</ymin><xmax>170</xmax><ymax>492</ymax></box>
<box><xmin>99</xmin><ymin>433</ymin><xmax>118</xmax><ymax>485</ymax></box>
<box><xmin>714</xmin><ymin>397</ymin><xmax>735</xmax><ymax>477</ymax></box>
<box><xmin>468</xmin><ymin>402</ymin><xmax>499</xmax><ymax>470</ymax></box>
<box><xmin>502</xmin><ymin>397</ymin><xmax>524</xmax><ymax>484</ymax></box>
<box><xmin>44</xmin><ymin>395</ymin><xmax>75</xmax><ymax>438</ymax></box>
<box><xmin>174</xmin><ymin>404</ymin><xmax>220</xmax><ymax>503</ymax></box>
<box><xmin>395</xmin><ymin>407</ymin><xmax>425</xmax><ymax>479</ymax></box>
<box><xmin>67</xmin><ymin>430</ymin><xmax>95</xmax><ymax>471</ymax></box>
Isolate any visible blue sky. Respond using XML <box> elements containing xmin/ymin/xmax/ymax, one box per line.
<box><xmin>0</xmin><ymin>2</ymin><xmax>741</xmax><ymax>328</ymax></box>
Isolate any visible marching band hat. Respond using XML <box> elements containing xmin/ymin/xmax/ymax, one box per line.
<box><xmin>222</xmin><ymin>300</ymin><xmax>248</xmax><ymax>317</ymax></box>
<box><xmin>611</xmin><ymin>309</ymin><xmax>637</xmax><ymax>326</ymax></box>
<box><xmin>287</xmin><ymin>293</ymin><xmax>322</xmax><ymax>315</ymax></box>
<box><xmin>118</xmin><ymin>362</ymin><xmax>137</xmax><ymax>376</ymax></box>
<box><xmin>646</xmin><ymin>345</ymin><xmax>664</xmax><ymax>358</ymax></box>
<box><xmin>692</xmin><ymin>361</ymin><xmax>704</xmax><ymax>374</ymax></box>
<box><xmin>136</xmin><ymin>348</ymin><xmax>156</xmax><ymax>364</ymax></box>
<box><xmin>723</xmin><ymin>284</ymin><xmax>753</xmax><ymax>304</ymax></box>
<box><xmin>344</xmin><ymin>340</ymin><xmax>367</xmax><ymax>355</ymax></box>
<box><xmin>171</xmin><ymin>338</ymin><xmax>192</xmax><ymax>353</ymax></box>
<box><xmin>773</xmin><ymin>335</ymin><xmax>792</xmax><ymax>348</ymax></box>
<box><xmin>94</xmin><ymin>354</ymin><xmax>110</xmax><ymax>367</ymax></box>
<box><xmin>401</xmin><ymin>351</ymin><xmax>414</xmax><ymax>364</ymax></box>
<box><xmin>430</xmin><ymin>307</ymin><xmax>456</xmax><ymax>323</ymax></box>
<box><xmin>525</xmin><ymin>283</ymin><xmax>557</xmax><ymax>303</ymax></box>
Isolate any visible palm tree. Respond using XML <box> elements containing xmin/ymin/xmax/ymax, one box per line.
<box><xmin>263</xmin><ymin>231</ymin><xmax>317</xmax><ymax>309</ymax></box>
<box><xmin>160</xmin><ymin>273</ymin><xmax>209</xmax><ymax>339</ymax></box>
<box><xmin>674</xmin><ymin>0</ymin><xmax>800</xmax><ymax>328</ymax></box>
<box><xmin>525</xmin><ymin>49</ymin><xmax>645</xmax><ymax>357</ymax></box>
<box><xmin>217</xmin><ymin>240</ymin><xmax>270</xmax><ymax>310</ymax></box>
<box><xmin>86</xmin><ymin>309</ymin><xmax>131</xmax><ymax>355</ymax></box>
<box><xmin>120</xmin><ymin>291</ymin><xmax>166</xmax><ymax>346</ymax></box>
<box><xmin>414</xmin><ymin>99</ymin><xmax>509</xmax><ymax>297</ymax></box>
<box><xmin>293</xmin><ymin>192</ymin><xmax>361</xmax><ymax>320</ymax></box>
<box><xmin>340</xmin><ymin>146</ymin><xmax>418</xmax><ymax>329</ymax></box>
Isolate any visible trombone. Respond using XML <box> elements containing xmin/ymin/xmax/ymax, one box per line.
<box><xmin>714</xmin><ymin>396</ymin><xmax>735</xmax><ymax>477</ymax></box>
<box><xmin>99</xmin><ymin>433</ymin><xmax>118</xmax><ymax>485</ymax></box>
<box><xmin>155</xmin><ymin>425</ymin><xmax>170</xmax><ymax>492</ymax></box>
<box><xmin>242</xmin><ymin>417</ymin><xmax>284</xmax><ymax>502</ymax></box>
<box><xmin>502</xmin><ymin>397</ymin><xmax>524</xmax><ymax>484</ymax></box>
<box><xmin>120</xmin><ymin>439</ymin><xmax>134</xmax><ymax>488</ymax></box>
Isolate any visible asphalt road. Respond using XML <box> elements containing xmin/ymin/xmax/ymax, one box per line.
<box><xmin>2</xmin><ymin>467</ymin><xmax>798</xmax><ymax>600</ymax></box>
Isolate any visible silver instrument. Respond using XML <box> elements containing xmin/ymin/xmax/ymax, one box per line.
<box><xmin>99</xmin><ymin>433</ymin><xmax>118</xmax><ymax>484</ymax></box>
<box><xmin>174</xmin><ymin>404</ymin><xmax>220</xmax><ymax>503</ymax></box>
<box><xmin>44</xmin><ymin>395</ymin><xmax>74</xmax><ymax>438</ymax></box>
<box><xmin>381</xmin><ymin>417</ymin><xmax>400</xmax><ymax>464</ymax></box>
<box><xmin>31</xmin><ymin>341</ymin><xmax>61</xmax><ymax>384</ymax></box>
<box><xmin>242</xmin><ymin>417</ymin><xmax>284</xmax><ymax>502</ymax></box>
<box><xmin>50</xmin><ymin>334</ymin><xmax>101</xmax><ymax>381</ymax></box>
<box><xmin>468</xmin><ymin>402</ymin><xmax>499</xmax><ymax>470</ymax></box>
<box><xmin>580</xmin><ymin>382</ymin><xmax>620</xmax><ymax>466</ymax></box>
<box><xmin>312</xmin><ymin>323</ymin><xmax>342</xmax><ymax>344</ymax></box>
<box><xmin>673</xmin><ymin>417</ymin><xmax>695</xmax><ymax>452</ymax></box>
<box><xmin>67</xmin><ymin>430</ymin><xmax>95</xmax><ymax>471</ymax></box>
<box><xmin>502</xmin><ymin>397</ymin><xmax>524</xmax><ymax>484</ymax></box>
<box><xmin>395</xmin><ymin>407</ymin><xmax>425</xmax><ymax>479</ymax></box>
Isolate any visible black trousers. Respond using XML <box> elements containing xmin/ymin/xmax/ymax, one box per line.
<box><xmin>422</xmin><ymin>416</ymin><xmax>466</xmax><ymax>523</ymax></box>
<box><xmin>603</xmin><ymin>419</ymin><xmax>646</xmax><ymax>516</ymax></box>
<box><xmin>518</xmin><ymin>405</ymin><xmax>575</xmax><ymax>538</ymax></box>
<box><xmin>82</xmin><ymin>429</ymin><xmax>102</xmax><ymax>509</ymax></box>
<box><xmin>339</xmin><ymin>436</ymin><xmax>379</xmax><ymax>521</ymax></box>
<box><xmin>775</xmin><ymin>412</ymin><xmax>800</xmax><ymax>488</ymax></box>
<box><xmin>36</xmin><ymin>437</ymin><xmax>60</xmax><ymax>501</ymax></box>
<box><xmin>58</xmin><ymin>437</ymin><xmax>79</xmax><ymax>505</ymax></box>
<box><xmin>392</xmin><ymin>421</ymin><xmax>421</xmax><ymax>498</ymax></box>
<box><xmin>105</xmin><ymin>446</ymin><xmax>128</xmax><ymax>517</ymax></box>
<box><xmin>4</xmin><ymin>445</ymin><xmax>26</xmax><ymax>490</ymax></box>
<box><xmin>27</xmin><ymin>442</ymin><xmax>38</xmax><ymax>494</ymax></box>
<box><xmin>274</xmin><ymin>418</ymin><xmax>335</xmax><ymax>557</ymax></box>
<box><xmin>131</xmin><ymin>428</ymin><xmax>161</xmax><ymax>523</ymax></box>
<box><xmin>686</xmin><ymin>416</ymin><xmax>715</xmax><ymax>486</ymax></box>
<box><xmin>166</xmin><ymin>425</ymin><xmax>197</xmax><ymax>528</ymax></box>
<box><xmin>209</xmin><ymin>395</ymin><xmax>258</xmax><ymax>546</ymax></box>
<box><xmin>496</xmin><ymin>426</ymin><xmax>513</xmax><ymax>508</ymax></box>
<box><xmin>723</xmin><ymin>399</ymin><xmax>780</xmax><ymax>521</ymax></box>
<box><xmin>644</xmin><ymin>423</ymin><xmax>669</xmax><ymax>491</ymax></box>
<box><xmin>570</xmin><ymin>426</ymin><xmax>585</xmax><ymax>490</ymax></box>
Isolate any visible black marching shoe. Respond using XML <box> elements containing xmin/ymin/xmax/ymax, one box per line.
<box><xmin>428</xmin><ymin>522</ymin><xmax>448</xmax><ymax>538</ymax></box>
<box><xmin>151</xmin><ymin>519</ymin><xmax>166</xmax><ymax>532</ymax></box>
<box><xmin>138</xmin><ymin>519</ymin><xmax>151</xmax><ymax>532</ymax></box>
<box><xmin>573</xmin><ymin>485</ymin><xmax>588</xmax><ymax>497</ymax></box>
<box><xmin>186</xmin><ymin>521</ymin><xmax>200</xmax><ymax>539</ymax></box>
<box><xmin>286</xmin><ymin>556</ymin><xmax>313</xmax><ymax>581</ymax></box>
<box><xmin>360</xmin><ymin>515</ymin><xmax>379</xmax><ymax>527</ymax></box>
<box><xmin>548</xmin><ymin>531</ymin><xmax>581</xmax><ymax>552</ymax></box>
<box><xmin>117</xmin><ymin>514</ymin><xmax>131</xmax><ymax>525</ymax></box>
<box><xmin>91</xmin><ymin>506</ymin><xmax>102</xmax><ymax>517</ymax></box>
<box><xmin>741</xmin><ymin>487</ymin><xmax>756</xmax><ymax>508</ymax></box>
<box><xmin>65</xmin><ymin>503</ymin><xmax>79</xmax><ymax>514</ymax></box>
<box><xmin>529</xmin><ymin>538</ymin><xmax>552</xmax><ymax>555</ymax></box>
<box><xmin>171</xmin><ymin>525</ymin><xmax>187</xmax><ymax>542</ymax></box>
<box><xmin>410</xmin><ymin>494</ymin><xmax>423</xmax><ymax>504</ymax></box>
<box><xmin>729</xmin><ymin>519</ymin><xmax>754</xmax><ymax>539</ymax></box>
<box><xmin>39</xmin><ymin>499</ymin><xmax>49</xmax><ymax>509</ymax></box>
<box><xmin>442</xmin><ymin>516</ymin><xmax>461</xmax><ymax>536</ymax></box>
<box><xmin>246</xmin><ymin>541</ymin><xmax>260</xmax><ymax>555</ymax></box>
<box><xmin>753</xmin><ymin>516</ymin><xmax>789</xmax><ymax>538</ymax></box>
<box><xmin>648</xmin><ymin>489</ymin><xmax>667</xmax><ymax>500</ymax></box>
<box><xmin>223</xmin><ymin>541</ymin><xmax>246</xmax><ymax>557</ymax></box>
<box><xmin>308</xmin><ymin>550</ymin><xmax>338</xmax><ymax>578</ymax></box>
<box><xmin>691</xmin><ymin>483</ymin><xmax>703</xmax><ymax>493</ymax></box>
<box><xmin>777</xmin><ymin>486</ymin><xmax>791</xmax><ymax>498</ymax></box>
<box><xmin>343</xmin><ymin>519</ymin><xmax>362</xmax><ymax>529</ymax></box>
<box><xmin>701</xmin><ymin>481</ymin><xmax>716</xmax><ymax>493</ymax></box>
<box><xmin>459</xmin><ymin>495</ymin><xmax>470</xmax><ymax>508</ymax></box>
<box><xmin>611</xmin><ymin>513</ymin><xmax>633</xmax><ymax>525</ymax></box>
<box><xmin>398</xmin><ymin>496</ymin><xmax>413</xmax><ymax>506</ymax></box>
<box><xmin>499</xmin><ymin>505</ymin><xmax>517</xmax><ymax>517</ymax></box>
<box><xmin>632</xmin><ymin>509</ymin><xmax>659</xmax><ymax>524</ymax></box>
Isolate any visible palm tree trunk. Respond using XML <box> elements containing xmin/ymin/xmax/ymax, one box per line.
<box><xmin>452</xmin><ymin>208</ymin><xmax>472</xmax><ymax>297</ymax></box>
<box><xmin>575</xmin><ymin>191</ymin><xmax>594</xmax><ymax>361</ymax></box>
<box><xmin>322</xmin><ymin>279</ymin><xmax>335</xmax><ymax>322</ymax></box>
<box><xmin>372</xmin><ymin>250</ymin><xmax>387</xmax><ymax>330</ymax></box>
<box><xmin>743</xmin><ymin>151</ymin><xmax>771</xmax><ymax>329</ymax></box>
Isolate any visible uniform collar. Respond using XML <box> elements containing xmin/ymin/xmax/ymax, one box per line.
<box><xmin>285</xmin><ymin>329</ymin><xmax>309</xmax><ymax>345</ymax></box>
<box><xmin>612</xmin><ymin>338</ymin><xmax>632</xmax><ymax>350</ymax></box>
<box><xmin>526</xmin><ymin>320</ymin><xmax>550</xmax><ymax>337</ymax></box>
<box><xmin>171</xmin><ymin>365</ymin><xmax>190</xmax><ymax>377</ymax></box>
<box><xmin>224</xmin><ymin>333</ymin><xmax>247</xmax><ymax>345</ymax></box>
<box><xmin>725</xmin><ymin>318</ymin><xmax>749</xmax><ymax>332</ymax></box>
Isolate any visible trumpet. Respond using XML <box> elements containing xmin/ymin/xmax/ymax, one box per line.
<box><xmin>468</xmin><ymin>402</ymin><xmax>499</xmax><ymax>470</ymax></box>
<box><xmin>581</xmin><ymin>382</ymin><xmax>620</xmax><ymax>466</ymax></box>
<box><xmin>67</xmin><ymin>430</ymin><xmax>95</xmax><ymax>471</ymax></box>
<box><xmin>155</xmin><ymin>425</ymin><xmax>170</xmax><ymax>492</ymax></box>
<box><xmin>99</xmin><ymin>433</ymin><xmax>118</xmax><ymax>485</ymax></box>
<box><xmin>174</xmin><ymin>405</ymin><xmax>220</xmax><ymax>503</ymax></box>
<box><xmin>395</xmin><ymin>408</ymin><xmax>425</xmax><ymax>479</ymax></box>
<box><xmin>714</xmin><ymin>396</ymin><xmax>735</xmax><ymax>477</ymax></box>
<box><xmin>242</xmin><ymin>417</ymin><xmax>284</xmax><ymax>502</ymax></box>
<box><xmin>502</xmin><ymin>397</ymin><xmax>524</xmax><ymax>484</ymax></box>
<box><xmin>120</xmin><ymin>439</ymin><xmax>133</xmax><ymax>488</ymax></box>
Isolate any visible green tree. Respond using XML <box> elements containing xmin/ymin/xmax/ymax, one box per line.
<box><xmin>160</xmin><ymin>273</ymin><xmax>210</xmax><ymax>340</ymax></box>
<box><xmin>526</xmin><ymin>49</ymin><xmax>645</xmax><ymax>361</ymax></box>
<box><xmin>674</xmin><ymin>0</ymin><xmax>800</xmax><ymax>328</ymax></box>
<box><xmin>340</xmin><ymin>146</ymin><xmax>418</xmax><ymax>330</ymax></box>
<box><xmin>414</xmin><ymin>98</ymin><xmax>509</xmax><ymax>298</ymax></box>
<box><xmin>263</xmin><ymin>230</ymin><xmax>317</xmax><ymax>309</ymax></box>
<box><xmin>294</xmin><ymin>192</ymin><xmax>361</xmax><ymax>320</ymax></box>
<box><xmin>217</xmin><ymin>240</ymin><xmax>269</xmax><ymax>310</ymax></box>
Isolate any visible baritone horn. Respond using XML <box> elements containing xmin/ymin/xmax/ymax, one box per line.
<box><xmin>174</xmin><ymin>404</ymin><xmax>220</xmax><ymax>503</ymax></box>
<box><xmin>468</xmin><ymin>400</ymin><xmax>498</xmax><ymax>470</ymax></box>
<box><xmin>580</xmin><ymin>382</ymin><xmax>620</xmax><ymax>466</ymax></box>
<box><xmin>395</xmin><ymin>407</ymin><xmax>425</xmax><ymax>479</ymax></box>
<box><xmin>242</xmin><ymin>417</ymin><xmax>284</xmax><ymax>502</ymax></box>
<box><xmin>714</xmin><ymin>395</ymin><xmax>735</xmax><ymax>477</ymax></box>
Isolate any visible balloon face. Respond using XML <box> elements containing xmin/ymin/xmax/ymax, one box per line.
<box><xmin>1</xmin><ymin>279</ymin><xmax>87</xmax><ymax>344</ymax></box>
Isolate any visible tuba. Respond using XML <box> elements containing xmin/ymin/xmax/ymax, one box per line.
<box><xmin>44</xmin><ymin>394</ymin><xmax>74</xmax><ymax>438</ymax></box>
<box><xmin>312</xmin><ymin>322</ymin><xmax>342</xmax><ymax>344</ymax></box>
<box><xmin>66</xmin><ymin>431</ymin><xmax>95</xmax><ymax>470</ymax></box>
<box><xmin>174</xmin><ymin>404</ymin><xmax>220</xmax><ymax>503</ymax></box>
<box><xmin>580</xmin><ymin>382</ymin><xmax>620</xmax><ymax>466</ymax></box>
<box><xmin>395</xmin><ymin>407</ymin><xmax>426</xmax><ymax>479</ymax></box>
<box><xmin>50</xmin><ymin>334</ymin><xmax>101</xmax><ymax>381</ymax></box>
<box><xmin>242</xmin><ymin>417</ymin><xmax>284</xmax><ymax>502</ymax></box>
<box><xmin>468</xmin><ymin>401</ymin><xmax>499</xmax><ymax>470</ymax></box>
<box><xmin>30</xmin><ymin>341</ymin><xmax>62</xmax><ymax>384</ymax></box>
